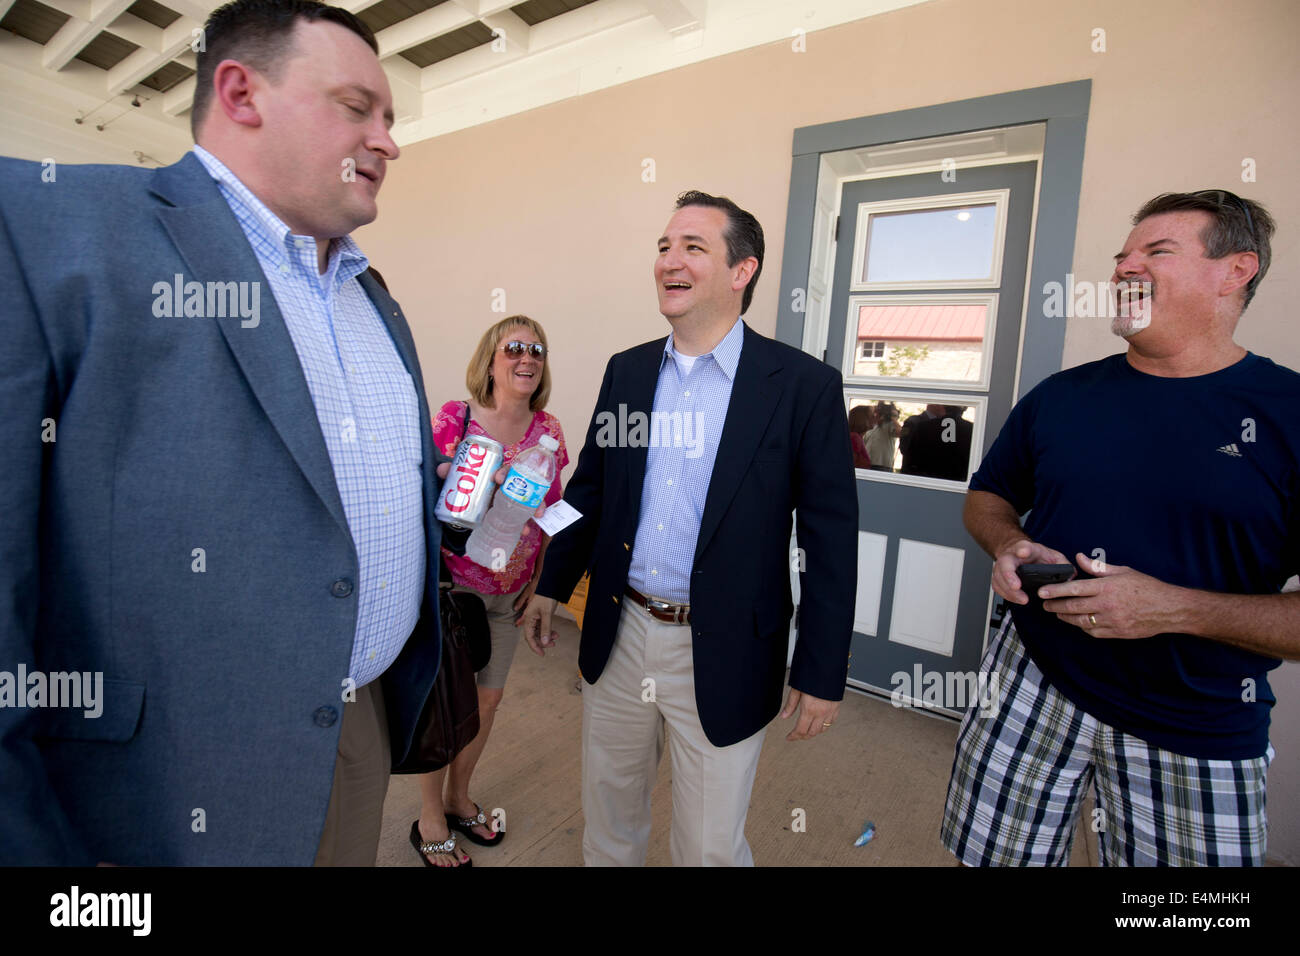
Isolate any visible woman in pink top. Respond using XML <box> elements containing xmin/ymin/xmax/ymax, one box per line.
<box><xmin>412</xmin><ymin>315</ymin><xmax>568</xmax><ymax>868</ymax></box>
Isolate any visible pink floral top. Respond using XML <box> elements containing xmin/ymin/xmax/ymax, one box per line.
<box><xmin>433</xmin><ymin>400</ymin><xmax>568</xmax><ymax>595</ymax></box>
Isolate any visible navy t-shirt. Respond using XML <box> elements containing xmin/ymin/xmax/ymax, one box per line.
<box><xmin>971</xmin><ymin>352</ymin><xmax>1300</xmax><ymax>759</ymax></box>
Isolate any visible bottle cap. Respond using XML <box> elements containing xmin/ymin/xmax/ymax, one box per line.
<box><xmin>539</xmin><ymin>434</ymin><xmax>559</xmax><ymax>451</ymax></box>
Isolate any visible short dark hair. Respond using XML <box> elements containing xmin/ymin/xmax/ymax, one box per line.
<box><xmin>674</xmin><ymin>189</ymin><xmax>765</xmax><ymax>314</ymax></box>
<box><xmin>191</xmin><ymin>0</ymin><xmax>378</xmax><ymax>139</ymax></box>
<box><xmin>1133</xmin><ymin>190</ymin><xmax>1276</xmax><ymax>311</ymax></box>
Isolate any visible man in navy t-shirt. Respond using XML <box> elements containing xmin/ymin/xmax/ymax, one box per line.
<box><xmin>942</xmin><ymin>190</ymin><xmax>1298</xmax><ymax>866</ymax></box>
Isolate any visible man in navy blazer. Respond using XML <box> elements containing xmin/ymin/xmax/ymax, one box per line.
<box><xmin>522</xmin><ymin>191</ymin><xmax>858</xmax><ymax>865</ymax></box>
<box><xmin>0</xmin><ymin>1</ymin><xmax>443</xmax><ymax>865</ymax></box>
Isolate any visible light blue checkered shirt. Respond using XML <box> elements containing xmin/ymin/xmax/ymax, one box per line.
<box><xmin>193</xmin><ymin>146</ymin><xmax>425</xmax><ymax>687</ymax></box>
<box><xmin>628</xmin><ymin>317</ymin><xmax>744</xmax><ymax>604</ymax></box>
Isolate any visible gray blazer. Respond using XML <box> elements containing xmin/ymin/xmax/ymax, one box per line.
<box><xmin>0</xmin><ymin>152</ymin><xmax>443</xmax><ymax>864</ymax></box>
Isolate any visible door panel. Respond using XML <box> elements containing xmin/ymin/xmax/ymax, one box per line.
<box><xmin>833</xmin><ymin>161</ymin><xmax>1038</xmax><ymax>709</ymax></box>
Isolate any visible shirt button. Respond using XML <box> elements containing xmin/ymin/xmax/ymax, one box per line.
<box><xmin>295</xmin><ymin>239</ymin><xmax>305</xmax><ymax>248</ymax></box>
<box><xmin>379</xmin><ymin>581</ymin><xmax>387</xmax><ymax>589</ymax></box>
<box><xmin>279</xmin><ymin>263</ymin><xmax>290</xmax><ymax>274</ymax></box>
<box><xmin>666</xmin><ymin>479</ymin><xmax>673</xmax><ymax>486</ymax></box>
<box><xmin>332</xmin><ymin>579</ymin><xmax>354</xmax><ymax>598</ymax></box>
<box><xmin>383</xmin><ymin>507</ymin><xmax>390</xmax><ymax>515</ymax></box>
<box><xmin>657</xmin><ymin>523</ymin><xmax>663</xmax><ymax>531</ymax></box>
<box><xmin>368</xmin><ymin>650</ymin><xmax>376</xmax><ymax>660</ymax></box>
<box><xmin>313</xmin><ymin>706</ymin><xmax>338</xmax><ymax>728</ymax></box>
<box><xmin>651</xmin><ymin>569</ymin><xmax>658</xmax><ymax>576</ymax></box>
<box><xmin>684</xmin><ymin>390</ymin><xmax>691</xmax><ymax>397</ymax></box>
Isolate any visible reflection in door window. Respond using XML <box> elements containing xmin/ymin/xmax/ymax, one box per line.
<box><xmin>853</xmin><ymin>302</ymin><xmax>989</xmax><ymax>383</ymax></box>
<box><xmin>862</xmin><ymin>204</ymin><xmax>997</xmax><ymax>284</ymax></box>
<box><xmin>848</xmin><ymin>397</ymin><xmax>976</xmax><ymax>481</ymax></box>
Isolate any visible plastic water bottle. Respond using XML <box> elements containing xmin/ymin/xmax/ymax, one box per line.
<box><xmin>465</xmin><ymin>434</ymin><xmax>559</xmax><ymax>571</ymax></box>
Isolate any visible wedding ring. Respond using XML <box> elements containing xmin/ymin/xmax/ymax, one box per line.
<box><xmin>822</xmin><ymin>721</ymin><xmax>833</xmax><ymax>728</ymax></box>
<box><xmin>1088</xmin><ymin>613</ymin><xmax>1097</xmax><ymax>627</ymax></box>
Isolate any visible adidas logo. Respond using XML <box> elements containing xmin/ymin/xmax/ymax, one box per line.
<box><xmin>1217</xmin><ymin>443</ymin><xmax>1243</xmax><ymax>457</ymax></box>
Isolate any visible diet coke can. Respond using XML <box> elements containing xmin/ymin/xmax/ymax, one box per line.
<box><xmin>436</xmin><ymin>434</ymin><xmax>505</xmax><ymax>544</ymax></box>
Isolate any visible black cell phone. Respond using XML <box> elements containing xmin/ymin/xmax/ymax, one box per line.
<box><xmin>1017</xmin><ymin>563</ymin><xmax>1076</xmax><ymax>598</ymax></box>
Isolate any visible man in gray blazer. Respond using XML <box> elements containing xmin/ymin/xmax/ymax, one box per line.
<box><xmin>0</xmin><ymin>1</ymin><xmax>442</xmax><ymax>865</ymax></box>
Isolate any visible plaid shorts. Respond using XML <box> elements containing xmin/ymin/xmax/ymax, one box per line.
<box><xmin>940</xmin><ymin>617</ymin><xmax>1271</xmax><ymax>866</ymax></box>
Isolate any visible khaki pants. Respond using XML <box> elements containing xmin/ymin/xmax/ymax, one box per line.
<box><xmin>314</xmin><ymin>678</ymin><xmax>390</xmax><ymax>866</ymax></box>
<box><xmin>582</xmin><ymin>601</ymin><xmax>765</xmax><ymax>866</ymax></box>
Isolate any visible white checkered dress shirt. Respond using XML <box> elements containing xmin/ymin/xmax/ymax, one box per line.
<box><xmin>193</xmin><ymin>146</ymin><xmax>425</xmax><ymax>687</ymax></box>
<box><xmin>628</xmin><ymin>317</ymin><xmax>744</xmax><ymax>605</ymax></box>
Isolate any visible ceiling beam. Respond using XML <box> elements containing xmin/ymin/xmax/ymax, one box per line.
<box><xmin>420</xmin><ymin>0</ymin><xmax>645</xmax><ymax>91</ymax></box>
<box><xmin>105</xmin><ymin>14</ymin><xmax>202</xmax><ymax>95</ymax></box>
<box><xmin>31</xmin><ymin>0</ymin><xmax>89</xmax><ymax>18</ymax></box>
<box><xmin>162</xmin><ymin>75</ymin><xmax>195</xmax><ymax>117</ymax></box>
<box><xmin>155</xmin><ymin>0</ymin><xmax>219</xmax><ymax>23</ymax></box>
<box><xmin>380</xmin><ymin>56</ymin><xmax>424</xmax><ymax>123</ymax></box>
<box><xmin>482</xmin><ymin>9</ymin><xmax>530</xmax><ymax>53</ymax></box>
<box><xmin>640</xmin><ymin>0</ymin><xmax>703</xmax><ymax>35</ymax></box>
<box><xmin>42</xmin><ymin>0</ymin><xmax>136</xmax><ymax>72</ymax></box>
<box><xmin>450</xmin><ymin>0</ymin><xmax>519</xmax><ymax>16</ymax></box>
<box><xmin>104</xmin><ymin>11</ymin><xmax>159</xmax><ymax>48</ymax></box>
<box><xmin>374</xmin><ymin>3</ymin><xmax>476</xmax><ymax>59</ymax></box>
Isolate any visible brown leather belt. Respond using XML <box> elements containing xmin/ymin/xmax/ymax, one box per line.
<box><xmin>624</xmin><ymin>585</ymin><xmax>691</xmax><ymax>625</ymax></box>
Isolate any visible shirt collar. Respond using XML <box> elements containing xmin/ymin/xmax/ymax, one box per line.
<box><xmin>191</xmin><ymin>145</ymin><xmax>369</xmax><ymax>281</ymax></box>
<box><xmin>662</xmin><ymin>316</ymin><xmax>745</xmax><ymax>380</ymax></box>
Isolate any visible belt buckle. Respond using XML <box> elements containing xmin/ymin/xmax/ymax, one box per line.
<box><xmin>646</xmin><ymin>597</ymin><xmax>688</xmax><ymax>625</ymax></box>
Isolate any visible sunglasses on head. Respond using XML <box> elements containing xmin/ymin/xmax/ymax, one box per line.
<box><xmin>500</xmin><ymin>341</ymin><xmax>546</xmax><ymax>359</ymax></box>
<box><xmin>1190</xmin><ymin>189</ymin><xmax>1259</xmax><ymax>290</ymax></box>
<box><xmin>1191</xmin><ymin>188</ymin><xmax>1256</xmax><ymax>242</ymax></box>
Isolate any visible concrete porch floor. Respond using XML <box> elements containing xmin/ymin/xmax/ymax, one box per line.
<box><xmin>378</xmin><ymin>610</ymin><xmax>1096</xmax><ymax>867</ymax></box>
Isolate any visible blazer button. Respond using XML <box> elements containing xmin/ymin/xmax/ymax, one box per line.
<box><xmin>332</xmin><ymin>578</ymin><xmax>354</xmax><ymax>598</ymax></box>
<box><xmin>624</xmin><ymin>543</ymin><xmax>630</xmax><ymax>550</ymax></box>
<box><xmin>612</xmin><ymin>595</ymin><xmax>620</xmax><ymax>605</ymax></box>
<box><xmin>313</xmin><ymin>706</ymin><xmax>338</xmax><ymax>728</ymax></box>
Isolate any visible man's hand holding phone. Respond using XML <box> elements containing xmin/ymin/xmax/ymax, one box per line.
<box><xmin>993</xmin><ymin>539</ymin><xmax>1075</xmax><ymax>605</ymax></box>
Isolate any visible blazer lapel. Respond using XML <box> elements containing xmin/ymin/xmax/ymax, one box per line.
<box><xmin>695</xmin><ymin>324</ymin><xmax>784</xmax><ymax>558</ymax></box>
<box><xmin>624</xmin><ymin>340</ymin><xmax>665</xmax><ymax>521</ymax></box>
<box><xmin>151</xmin><ymin>156</ymin><xmax>350</xmax><ymax>539</ymax></box>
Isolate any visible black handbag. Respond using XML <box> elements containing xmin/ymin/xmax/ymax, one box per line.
<box><xmin>390</xmin><ymin>409</ymin><xmax>495</xmax><ymax>775</ymax></box>
<box><xmin>443</xmin><ymin>565</ymin><xmax>492</xmax><ymax>675</ymax></box>
<box><xmin>391</xmin><ymin>586</ymin><xmax>483</xmax><ymax>774</ymax></box>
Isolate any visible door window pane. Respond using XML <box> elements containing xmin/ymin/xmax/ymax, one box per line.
<box><xmin>850</xmin><ymin>299</ymin><xmax>993</xmax><ymax>386</ymax></box>
<box><xmin>848</xmin><ymin>397</ymin><xmax>978</xmax><ymax>481</ymax></box>
<box><xmin>861</xmin><ymin>203</ymin><xmax>998</xmax><ymax>284</ymax></box>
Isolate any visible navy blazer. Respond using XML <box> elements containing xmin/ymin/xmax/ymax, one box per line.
<box><xmin>537</xmin><ymin>324</ymin><xmax>858</xmax><ymax>747</ymax></box>
<box><xmin>0</xmin><ymin>153</ymin><xmax>443</xmax><ymax>865</ymax></box>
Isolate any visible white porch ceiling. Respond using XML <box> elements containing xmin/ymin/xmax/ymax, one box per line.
<box><xmin>0</xmin><ymin>0</ymin><xmax>931</xmax><ymax>165</ymax></box>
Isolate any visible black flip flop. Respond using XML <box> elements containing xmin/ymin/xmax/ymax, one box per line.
<box><xmin>445</xmin><ymin>803</ymin><xmax>505</xmax><ymax>848</ymax></box>
<box><xmin>409</xmin><ymin>820</ymin><xmax>472</xmax><ymax>867</ymax></box>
